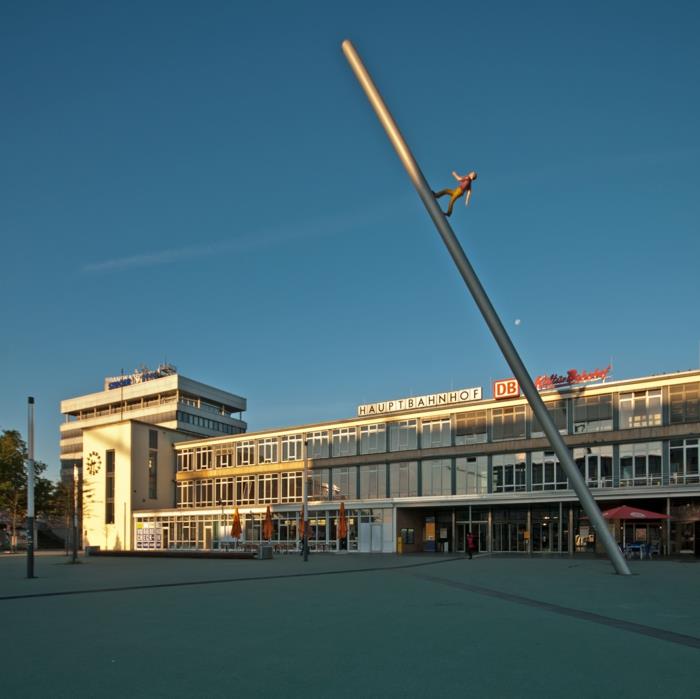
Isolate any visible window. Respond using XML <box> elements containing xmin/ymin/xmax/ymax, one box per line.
<box><xmin>491</xmin><ymin>406</ymin><xmax>526</xmax><ymax>441</ymax></box>
<box><xmin>492</xmin><ymin>453</ymin><xmax>526</xmax><ymax>493</ymax></box>
<box><xmin>669</xmin><ymin>383</ymin><xmax>700</xmax><ymax>424</ymax></box>
<box><xmin>194</xmin><ymin>479</ymin><xmax>214</xmax><ymax>507</ymax></box>
<box><xmin>388</xmin><ymin>420</ymin><xmax>418</xmax><ymax>451</ymax></box>
<box><xmin>236</xmin><ymin>441</ymin><xmax>255</xmax><ymax>466</ymax></box>
<box><xmin>177</xmin><ymin>449</ymin><xmax>193</xmax><ymax>472</ymax></box>
<box><xmin>281</xmin><ymin>472</ymin><xmax>302</xmax><ymax>503</ymax></box>
<box><xmin>421</xmin><ymin>418</ymin><xmax>451</xmax><ymax>448</ymax></box>
<box><xmin>195</xmin><ymin>447</ymin><xmax>212</xmax><ymax>470</ymax></box>
<box><xmin>332</xmin><ymin>467</ymin><xmax>357</xmax><ymax>500</ymax></box>
<box><xmin>619</xmin><ymin>390</ymin><xmax>662</xmax><ymax>429</ymax></box>
<box><xmin>422</xmin><ymin>459</ymin><xmax>452</xmax><ymax>496</ymax></box>
<box><xmin>307</xmin><ymin>431</ymin><xmax>329</xmax><ymax>459</ymax></box>
<box><xmin>177</xmin><ymin>481</ymin><xmax>193</xmax><ymax>508</ymax></box>
<box><xmin>258</xmin><ymin>474</ymin><xmax>279</xmax><ymax>504</ymax></box>
<box><xmin>148</xmin><ymin>430</ymin><xmax>158</xmax><ymax>499</ymax></box>
<box><xmin>455</xmin><ymin>411</ymin><xmax>488</xmax><ymax>445</ymax></box>
<box><xmin>531</xmin><ymin>400</ymin><xmax>567</xmax><ymax>438</ymax></box>
<box><xmin>281</xmin><ymin>435</ymin><xmax>303</xmax><ymax>462</ymax></box>
<box><xmin>258</xmin><ymin>438</ymin><xmax>278</xmax><ymax>464</ymax></box>
<box><xmin>359</xmin><ymin>464</ymin><xmax>387</xmax><ymax>499</ymax></box>
<box><xmin>332</xmin><ymin>427</ymin><xmax>356</xmax><ymax>457</ymax></box>
<box><xmin>105</xmin><ymin>450</ymin><xmax>115</xmax><ymax>524</ymax></box>
<box><xmin>619</xmin><ymin>442</ymin><xmax>662</xmax><ymax>487</ymax></box>
<box><xmin>572</xmin><ymin>395</ymin><xmax>613</xmax><ymax>433</ymax></box>
<box><xmin>309</xmin><ymin>468</ymin><xmax>331</xmax><ymax>499</ymax></box>
<box><xmin>215</xmin><ymin>477</ymin><xmax>235</xmax><ymax>505</ymax></box>
<box><xmin>236</xmin><ymin>475</ymin><xmax>256</xmax><ymax>505</ymax></box>
<box><xmin>531</xmin><ymin>451</ymin><xmax>567</xmax><ymax>490</ymax></box>
<box><xmin>455</xmin><ymin>456</ymin><xmax>487</xmax><ymax>494</ymax></box>
<box><xmin>670</xmin><ymin>439</ymin><xmax>699</xmax><ymax>485</ymax></box>
<box><xmin>573</xmin><ymin>446</ymin><xmax>613</xmax><ymax>488</ymax></box>
<box><xmin>389</xmin><ymin>461</ymin><xmax>418</xmax><ymax>497</ymax></box>
<box><xmin>215</xmin><ymin>445</ymin><xmax>233</xmax><ymax>468</ymax></box>
<box><xmin>359</xmin><ymin>424</ymin><xmax>387</xmax><ymax>454</ymax></box>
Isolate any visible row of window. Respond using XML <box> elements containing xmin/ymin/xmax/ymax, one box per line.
<box><xmin>176</xmin><ymin>410</ymin><xmax>242</xmax><ymax>436</ymax></box>
<box><xmin>176</xmin><ymin>439</ymin><xmax>700</xmax><ymax>507</ymax></box>
<box><xmin>176</xmin><ymin>385</ymin><xmax>700</xmax><ymax>471</ymax></box>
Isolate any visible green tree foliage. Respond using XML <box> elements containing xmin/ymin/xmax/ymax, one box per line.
<box><xmin>0</xmin><ymin>429</ymin><xmax>55</xmax><ymax>546</ymax></box>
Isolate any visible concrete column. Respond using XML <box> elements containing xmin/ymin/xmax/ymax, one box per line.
<box><xmin>568</xmin><ymin>505</ymin><xmax>574</xmax><ymax>557</ymax></box>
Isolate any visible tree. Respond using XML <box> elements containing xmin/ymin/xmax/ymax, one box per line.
<box><xmin>0</xmin><ymin>429</ymin><xmax>52</xmax><ymax>549</ymax></box>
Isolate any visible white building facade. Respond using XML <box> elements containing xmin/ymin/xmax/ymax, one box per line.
<box><xmin>75</xmin><ymin>368</ymin><xmax>700</xmax><ymax>556</ymax></box>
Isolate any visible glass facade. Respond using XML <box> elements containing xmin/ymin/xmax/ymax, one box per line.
<box><xmin>161</xmin><ymin>373</ymin><xmax>700</xmax><ymax>556</ymax></box>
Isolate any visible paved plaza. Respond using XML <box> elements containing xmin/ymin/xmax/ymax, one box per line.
<box><xmin>2</xmin><ymin>552</ymin><xmax>698</xmax><ymax>698</ymax></box>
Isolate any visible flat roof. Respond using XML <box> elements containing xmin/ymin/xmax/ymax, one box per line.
<box><xmin>174</xmin><ymin>368</ymin><xmax>700</xmax><ymax>448</ymax></box>
<box><xmin>61</xmin><ymin>374</ymin><xmax>247</xmax><ymax>414</ymax></box>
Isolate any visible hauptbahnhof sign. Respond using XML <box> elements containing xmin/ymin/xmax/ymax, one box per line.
<box><xmin>358</xmin><ymin>387</ymin><xmax>482</xmax><ymax>417</ymax></box>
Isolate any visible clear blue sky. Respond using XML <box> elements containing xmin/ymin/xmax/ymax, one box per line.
<box><xmin>2</xmin><ymin>1</ymin><xmax>699</xmax><ymax>480</ymax></box>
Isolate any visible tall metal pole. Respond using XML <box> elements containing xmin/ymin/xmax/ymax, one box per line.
<box><xmin>302</xmin><ymin>437</ymin><xmax>309</xmax><ymax>562</ymax></box>
<box><xmin>341</xmin><ymin>39</ymin><xmax>630</xmax><ymax>575</ymax></box>
<box><xmin>72</xmin><ymin>464</ymin><xmax>79</xmax><ymax>563</ymax></box>
<box><xmin>26</xmin><ymin>397</ymin><xmax>36</xmax><ymax>578</ymax></box>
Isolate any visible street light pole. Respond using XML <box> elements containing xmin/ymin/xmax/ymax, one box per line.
<box><xmin>72</xmin><ymin>464</ymin><xmax>79</xmax><ymax>564</ymax></box>
<box><xmin>26</xmin><ymin>397</ymin><xmax>36</xmax><ymax>579</ymax></box>
<box><xmin>341</xmin><ymin>39</ymin><xmax>631</xmax><ymax>576</ymax></box>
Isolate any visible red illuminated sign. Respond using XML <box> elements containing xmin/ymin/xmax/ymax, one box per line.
<box><xmin>493</xmin><ymin>379</ymin><xmax>520</xmax><ymax>399</ymax></box>
<box><xmin>534</xmin><ymin>365</ymin><xmax>611</xmax><ymax>391</ymax></box>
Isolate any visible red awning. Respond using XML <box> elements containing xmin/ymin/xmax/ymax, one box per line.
<box><xmin>601</xmin><ymin>505</ymin><xmax>670</xmax><ymax>520</ymax></box>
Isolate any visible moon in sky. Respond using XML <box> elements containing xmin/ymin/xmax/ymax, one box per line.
<box><xmin>514</xmin><ymin>319</ymin><xmax>521</xmax><ymax>326</ymax></box>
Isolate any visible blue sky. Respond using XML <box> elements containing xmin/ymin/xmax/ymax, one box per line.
<box><xmin>2</xmin><ymin>1</ymin><xmax>699</xmax><ymax>480</ymax></box>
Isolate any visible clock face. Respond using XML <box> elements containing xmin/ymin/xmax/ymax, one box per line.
<box><xmin>86</xmin><ymin>451</ymin><xmax>102</xmax><ymax>476</ymax></box>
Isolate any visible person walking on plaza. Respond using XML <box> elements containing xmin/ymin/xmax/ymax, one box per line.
<box><xmin>433</xmin><ymin>170</ymin><xmax>477</xmax><ymax>216</ymax></box>
<box><xmin>466</xmin><ymin>531</ymin><xmax>475</xmax><ymax>560</ymax></box>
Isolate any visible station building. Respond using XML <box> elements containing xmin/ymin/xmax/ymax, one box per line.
<box><xmin>60</xmin><ymin>366</ymin><xmax>247</xmax><ymax>549</ymax></box>
<box><xmin>77</xmin><ymin>367</ymin><xmax>700</xmax><ymax>556</ymax></box>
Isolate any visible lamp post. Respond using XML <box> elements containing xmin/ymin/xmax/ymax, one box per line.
<box><xmin>342</xmin><ymin>39</ymin><xmax>631</xmax><ymax>576</ymax></box>
<box><xmin>302</xmin><ymin>437</ymin><xmax>309</xmax><ymax>562</ymax></box>
<box><xmin>26</xmin><ymin>397</ymin><xmax>35</xmax><ymax>579</ymax></box>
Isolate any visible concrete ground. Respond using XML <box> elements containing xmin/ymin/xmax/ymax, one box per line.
<box><xmin>1</xmin><ymin>551</ymin><xmax>698</xmax><ymax>698</ymax></box>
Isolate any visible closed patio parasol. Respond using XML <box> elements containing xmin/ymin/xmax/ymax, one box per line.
<box><xmin>263</xmin><ymin>505</ymin><xmax>274</xmax><ymax>541</ymax></box>
<box><xmin>338</xmin><ymin>501</ymin><xmax>348</xmax><ymax>541</ymax></box>
<box><xmin>231</xmin><ymin>507</ymin><xmax>242</xmax><ymax>539</ymax></box>
<box><xmin>602</xmin><ymin>505</ymin><xmax>671</xmax><ymax>520</ymax></box>
<box><xmin>299</xmin><ymin>507</ymin><xmax>306</xmax><ymax>540</ymax></box>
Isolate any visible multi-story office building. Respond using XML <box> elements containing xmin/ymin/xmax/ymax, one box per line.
<box><xmin>60</xmin><ymin>364</ymin><xmax>247</xmax><ymax>480</ymax></box>
<box><xmin>79</xmin><ymin>367</ymin><xmax>700</xmax><ymax>557</ymax></box>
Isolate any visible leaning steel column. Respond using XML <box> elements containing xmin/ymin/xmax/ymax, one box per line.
<box><xmin>342</xmin><ymin>39</ymin><xmax>630</xmax><ymax>575</ymax></box>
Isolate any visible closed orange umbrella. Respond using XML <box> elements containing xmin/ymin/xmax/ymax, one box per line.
<box><xmin>231</xmin><ymin>507</ymin><xmax>242</xmax><ymax>539</ymax></box>
<box><xmin>263</xmin><ymin>505</ymin><xmax>274</xmax><ymax>541</ymax></box>
<box><xmin>338</xmin><ymin>501</ymin><xmax>348</xmax><ymax>540</ymax></box>
<box><xmin>299</xmin><ymin>507</ymin><xmax>306</xmax><ymax>540</ymax></box>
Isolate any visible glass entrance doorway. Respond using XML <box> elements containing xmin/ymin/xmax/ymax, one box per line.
<box><xmin>531</xmin><ymin>507</ymin><xmax>560</xmax><ymax>552</ymax></box>
<box><xmin>456</xmin><ymin>523</ymin><xmax>488</xmax><ymax>553</ymax></box>
<box><xmin>492</xmin><ymin>509</ymin><xmax>527</xmax><ymax>552</ymax></box>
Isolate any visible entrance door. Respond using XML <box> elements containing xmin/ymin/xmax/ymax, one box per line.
<box><xmin>456</xmin><ymin>524</ymin><xmax>467</xmax><ymax>553</ymax></box>
<box><xmin>204</xmin><ymin>525</ymin><xmax>213</xmax><ymax>550</ymax></box>
<box><xmin>371</xmin><ymin>524</ymin><xmax>382</xmax><ymax>552</ymax></box>
<box><xmin>358</xmin><ymin>523</ymin><xmax>371</xmax><ymax>553</ymax></box>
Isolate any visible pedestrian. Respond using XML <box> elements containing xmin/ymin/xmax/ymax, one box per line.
<box><xmin>433</xmin><ymin>170</ymin><xmax>478</xmax><ymax>216</ymax></box>
<box><xmin>466</xmin><ymin>531</ymin><xmax>475</xmax><ymax>560</ymax></box>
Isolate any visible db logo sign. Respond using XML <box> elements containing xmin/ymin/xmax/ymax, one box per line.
<box><xmin>493</xmin><ymin>379</ymin><xmax>520</xmax><ymax>400</ymax></box>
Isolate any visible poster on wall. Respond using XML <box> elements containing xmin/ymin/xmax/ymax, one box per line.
<box><xmin>136</xmin><ymin>523</ymin><xmax>162</xmax><ymax>549</ymax></box>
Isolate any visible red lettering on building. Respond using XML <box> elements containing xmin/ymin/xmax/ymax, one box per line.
<box><xmin>534</xmin><ymin>365</ymin><xmax>611</xmax><ymax>390</ymax></box>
